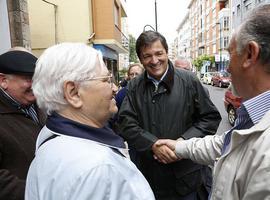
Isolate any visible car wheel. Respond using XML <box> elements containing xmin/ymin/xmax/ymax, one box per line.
<box><xmin>219</xmin><ymin>82</ymin><xmax>222</xmax><ymax>88</ymax></box>
<box><xmin>228</xmin><ymin>106</ymin><xmax>236</xmax><ymax>126</ymax></box>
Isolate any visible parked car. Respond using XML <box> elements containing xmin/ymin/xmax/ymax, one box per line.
<box><xmin>224</xmin><ymin>85</ymin><xmax>243</xmax><ymax>126</ymax></box>
<box><xmin>211</xmin><ymin>71</ymin><xmax>231</xmax><ymax>87</ymax></box>
<box><xmin>202</xmin><ymin>72</ymin><xmax>217</xmax><ymax>85</ymax></box>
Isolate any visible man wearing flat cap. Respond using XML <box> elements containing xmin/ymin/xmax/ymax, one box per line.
<box><xmin>0</xmin><ymin>48</ymin><xmax>46</xmax><ymax>200</ymax></box>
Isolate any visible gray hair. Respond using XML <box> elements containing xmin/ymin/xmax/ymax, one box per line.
<box><xmin>235</xmin><ymin>4</ymin><xmax>270</xmax><ymax>67</ymax></box>
<box><xmin>32</xmin><ymin>43</ymin><xmax>103</xmax><ymax>115</ymax></box>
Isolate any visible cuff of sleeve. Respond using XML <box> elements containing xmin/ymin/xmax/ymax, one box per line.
<box><xmin>175</xmin><ymin>140</ymin><xmax>189</xmax><ymax>158</ymax></box>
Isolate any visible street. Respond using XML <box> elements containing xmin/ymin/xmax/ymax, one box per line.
<box><xmin>203</xmin><ymin>84</ymin><xmax>231</xmax><ymax>135</ymax></box>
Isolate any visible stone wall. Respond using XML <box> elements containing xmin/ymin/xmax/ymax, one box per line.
<box><xmin>7</xmin><ymin>0</ymin><xmax>31</xmax><ymax>50</ymax></box>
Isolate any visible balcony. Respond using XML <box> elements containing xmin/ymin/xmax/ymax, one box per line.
<box><xmin>92</xmin><ymin>0</ymin><xmax>129</xmax><ymax>54</ymax></box>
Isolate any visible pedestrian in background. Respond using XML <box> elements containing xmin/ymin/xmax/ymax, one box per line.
<box><xmin>174</xmin><ymin>56</ymin><xmax>192</xmax><ymax>71</ymax></box>
<box><xmin>25</xmin><ymin>43</ymin><xmax>155</xmax><ymax>200</ymax></box>
<box><xmin>115</xmin><ymin>63</ymin><xmax>144</xmax><ymax>109</ymax></box>
<box><xmin>156</xmin><ymin>4</ymin><xmax>270</xmax><ymax>199</ymax></box>
<box><xmin>117</xmin><ymin>30</ymin><xmax>221</xmax><ymax>200</ymax></box>
<box><xmin>114</xmin><ymin>63</ymin><xmax>144</xmax><ymax>163</ymax></box>
<box><xmin>0</xmin><ymin>48</ymin><xmax>46</xmax><ymax>200</ymax></box>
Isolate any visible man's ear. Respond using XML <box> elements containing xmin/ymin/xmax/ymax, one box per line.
<box><xmin>0</xmin><ymin>73</ymin><xmax>9</xmax><ymax>89</ymax></box>
<box><xmin>63</xmin><ymin>81</ymin><xmax>83</xmax><ymax>108</ymax></box>
<box><xmin>243</xmin><ymin>41</ymin><xmax>260</xmax><ymax>69</ymax></box>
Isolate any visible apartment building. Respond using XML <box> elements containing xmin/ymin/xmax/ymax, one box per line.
<box><xmin>176</xmin><ymin>12</ymin><xmax>191</xmax><ymax>61</ymax></box>
<box><xmin>177</xmin><ymin>0</ymin><xmax>270</xmax><ymax>73</ymax></box>
<box><xmin>231</xmin><ymin>0</ymin><xmax>270</xmax><ymax>31</ymax></box>
<box><xmin>176</xmin><ymin>0</ymin><xmax>230</xmax><ymax>73</ymax></box>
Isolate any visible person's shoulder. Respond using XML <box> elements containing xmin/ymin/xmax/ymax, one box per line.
<box><xmin>127</xmin><ymin>74</ymin><xmax>145</xmax><ymax>90</ymax></box>
<box><xmin>174</xmin><ymin>68</ymin><xmax>199</xmax><ymax>85</ymax></box>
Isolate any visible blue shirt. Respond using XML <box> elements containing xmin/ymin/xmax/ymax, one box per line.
<box><xmin>222</xmin><ymin>90</ymin><xmax>270</xmax><ymax>154</ymax></box>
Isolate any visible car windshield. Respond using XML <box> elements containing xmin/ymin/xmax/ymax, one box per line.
<box><xmin>220</xmin><ymin>72</ymin><xmax>229</xmax><ymax>77</ymax></box>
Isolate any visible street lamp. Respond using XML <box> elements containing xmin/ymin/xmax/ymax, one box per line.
<box><xmin>216</xmin><ymin>22</ymin><xmax>222</xmax><ymax>71</ymax></box>
<box><xmin>143</xmin><ymin>24</ymin><xmax>156</xmax><ymax>32</ymax></box>
<box><xmin>155</xmin><ymin>0</ymin><xmax>158</xmax><ymax>31</ymax></box>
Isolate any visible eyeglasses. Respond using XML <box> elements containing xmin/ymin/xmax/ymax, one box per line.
<box><xmin>84</xmin><ymin>74</ymin><xmax>114</xmax><ymax>88</ymax></box>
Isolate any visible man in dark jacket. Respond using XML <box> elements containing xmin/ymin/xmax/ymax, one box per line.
<box><xmin>117</xmin><ymin>31</ymin><xmax>221</xmax><ymax>200</ymax></box>
<box><xmin>0</xmin><ymin>48</ymin><xmax>46</xmax><ymax>200</ymax></box>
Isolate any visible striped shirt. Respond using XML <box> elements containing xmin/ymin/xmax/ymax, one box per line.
<box><xmin>222</xmin><ymin>90</ymin><xmax>270</xmax><ymax>154</ymax></box>
<box><xmin>0</xmin><ymin>88</ymin><xmax>39</xmax><ymax>123</ymax></box>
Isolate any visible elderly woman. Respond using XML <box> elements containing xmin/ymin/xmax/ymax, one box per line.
<box><xmin>25</xmin><ymin>43</ymin><xmax>154</xmax><ymax>200</ymax></box>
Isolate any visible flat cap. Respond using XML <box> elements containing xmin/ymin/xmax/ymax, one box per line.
<box><xmin>0</xmin><ymin>50</ymin><xmax>37</xmax><ymax>75</ymax></box>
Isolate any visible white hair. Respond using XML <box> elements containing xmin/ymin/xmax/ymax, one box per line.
<box><xmin>32</xmin><ymin>43</ymin><xmax>104</xmax><ymax>115</ymax></box>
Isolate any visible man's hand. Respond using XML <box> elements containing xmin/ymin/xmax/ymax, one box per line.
<box><xmin>155</xmin><ymin>139</ymin><xmax>178</xmax><ymax>150</ymax></box>
<box><xmin>152</xmin><ymin>140</ymin><xmax>179</xmax><ymax>164</ymax></box>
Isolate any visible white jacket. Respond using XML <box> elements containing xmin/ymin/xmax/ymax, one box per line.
<box><xmin>175</xmin><ymin>111</ymin><xmax>270</xmax><ymax>200</ymax></box>
<box><xmin>25</xmin><ymin>126</ymin><xmax>155</xmax><ymax>200</ymax></box>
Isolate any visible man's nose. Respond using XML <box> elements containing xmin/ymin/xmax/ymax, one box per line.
<box><xmin>150</xmin><ymin>56</ymin><xmax>159</xmax><ymax>64</ymax></box>
<box><xmin>112</xmin><ymin>83</ymin><xmax>118</xmax><ymax>93</ymax></box>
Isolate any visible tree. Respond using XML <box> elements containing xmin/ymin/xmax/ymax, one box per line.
<box><xmin>129</xmin><ymin>34</ymin><xmax>139</xmax><ymax>63</ymax></box>
<box><xmin>192</xmin><ymin>54</ymin><xmax>214</xmax><ymax>71</ymax></box>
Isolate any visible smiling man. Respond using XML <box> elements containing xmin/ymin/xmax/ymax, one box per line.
<box><xmin>117</xmin><ymin>31</ymin><xmax>221</xmax><ymax>200</ymax></box>
<box><xmin>0</xmin><ymin>48</ymin><xmax>46</xmax><ymax>200</ymax></box>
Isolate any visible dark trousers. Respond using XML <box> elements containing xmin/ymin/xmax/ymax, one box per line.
<box><xmin>156</xmin><ymin>191</ymin><xmax>198</xmax><ymax>200</ymax></box>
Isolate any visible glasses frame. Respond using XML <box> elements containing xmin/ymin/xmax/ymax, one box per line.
<box><xmin>83</xmin><ymin>73</ymin><xmax>114</xmax><ymax>88</ymax></box>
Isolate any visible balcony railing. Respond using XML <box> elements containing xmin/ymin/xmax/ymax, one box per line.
<box><xmin>115</xmin><ymin>25</ymin><xmax>129</xmax><ymax>50</ymax></box>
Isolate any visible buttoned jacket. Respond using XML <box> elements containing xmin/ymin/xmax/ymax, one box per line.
<box><xmin>117</xmin><ymin>61</ymin><xmax>221</xmax><ymax>196</ymax></box>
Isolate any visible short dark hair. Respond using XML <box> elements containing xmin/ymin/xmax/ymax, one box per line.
<box><xmin>135</xmin><ymin>31</ymin><xmax>168</xmax><ymax>59</ymax></box>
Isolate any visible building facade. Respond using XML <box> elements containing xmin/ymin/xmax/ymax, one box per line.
<box><xmin>28</xmin><ymin>0</ymin><xmax>129</xmax><ymax>82</ymax></box>
<box><xmin>176</xmin><ymin>0</ymin><xmax>230</xmax><ymax>73</ymax></box>
<box><xmin>176</xmin><ymin>12</ymin><xmax>191</xmax><ymax>61</ymax></box>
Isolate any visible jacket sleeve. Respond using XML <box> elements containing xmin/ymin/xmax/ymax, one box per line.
<box><xmin>116</xmin><ymin>85</ymin><xmax>158</xmax><ymax>152</ymax></box>
<box><xmin>181</xmin><ymin>75</ymin><xmax>221</xmax><ymax>139</ymax></box>
<box><xmin>175</xmin><ymin>134</ymin><xmax>224</xmax><ymax>166</ymax></box>
<box><xmin>0</xmin><ymin>148</ymin><xmax>25</xmax><ymax>200</ymax></box>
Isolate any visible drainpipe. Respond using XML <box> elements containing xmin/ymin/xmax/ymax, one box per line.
<box><xmin>41</xmin><ymin>0</ymin><xmax>58</xmax><ymax>44</ymax></box>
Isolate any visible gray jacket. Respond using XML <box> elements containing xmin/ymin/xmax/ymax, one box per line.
<box><xmin>176</xmin><ymin>110</ymin><xmax>270</xmax><ymax>199</ymax></box>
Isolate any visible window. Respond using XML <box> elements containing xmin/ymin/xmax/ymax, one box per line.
<box><xmin>223</xmin><ymin>36</ymin><xmax>229</xmax><ymax>49</ymax></box>
<box><xmin>213</xmin><ymin>43</ymin><xmax>216</xmax><ymax>53</ymax></box>
<box><xmin>223</xmin><ymin>16</ymin><xmax>229</xmax><ymax>29</ymax></box>
<box><xmin>114</xmin><ymin>3</ymin><xmax>119</xmax><ymax>26</ymax></box>
<box><xmin>237</xmin><ymin>4</ymin><xmax>241</xmax><ymax>17</ymax></box>
<box><xmin>212</xmin><ymin>24</ymin><xmax>216</xmax><ymax>39</ymax></box>
<box><xmin>245</xmin><ymin>3</ymin><xmax>252</xmax><ymax>11</ymax></box>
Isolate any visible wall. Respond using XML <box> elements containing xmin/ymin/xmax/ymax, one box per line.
<box><xmin>28</xmin><ymin>0</ymin><xmax>93</xmax><ymax>56</ymax></box>
<box><xmin>0</xmin><ymin>0</ymin><xmax>11</xmax><ymax>54</ymax></box>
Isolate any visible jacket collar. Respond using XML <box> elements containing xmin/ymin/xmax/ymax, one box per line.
<box><xmin>0</xmin><ymin>88</ymin><xmax>46</xmax><ymax>125</ymax></box>
<box><xmin>46</xmin><ymin>112</ymin><xmax>125</xmax><ymax>149</ymax></box>
<box><xmin>143</xmin><ymin>60</ymin><xmax>174</xmax><ymax>92</ymax></box>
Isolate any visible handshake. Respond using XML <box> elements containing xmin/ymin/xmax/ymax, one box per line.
<box><xmin>152</xmin><ymin>138</ymin><xmax>184</xmax><ymax>164</ymax></box>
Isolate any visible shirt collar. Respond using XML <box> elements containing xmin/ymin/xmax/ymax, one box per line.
<box><xmin>147</xmin><ymin>65</ymin><xmax>169</xmax><ymax>85</ymax></box>
<box><xmin>46</xmin><ymin>112</ymin><xmax>125</xmax><ymax>149</ymax></box>
<box><xmin>144</xmin><ymin>60</ymin><xmax>175</xmax><ymax>92</ymax></box>
<box><xmin>242</xmin><ymin>90</ymin><xmax>270</xmax><ymax>124</ymax></box>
